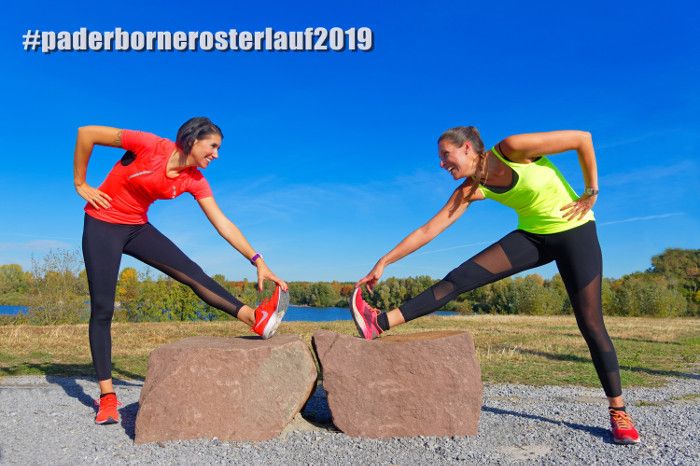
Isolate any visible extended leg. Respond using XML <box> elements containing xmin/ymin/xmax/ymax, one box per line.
<box><xmin>123</xmin><ymin>223</ymin><xmax>245</xmax><ymax>318</ymax></box>
<box><xmin>395</xmin><ymin>230</ymin><xmax>552</xmax><ymax>325</ymax></box>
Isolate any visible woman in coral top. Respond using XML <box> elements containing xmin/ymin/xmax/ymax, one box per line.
<box><xmin>74</xmin><ymin>117</ymin><xmax>289</xmax><ymax>425</ymax></box>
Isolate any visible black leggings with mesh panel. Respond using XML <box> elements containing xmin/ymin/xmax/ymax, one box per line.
<box><xmin>82</xmin><ymin>214</ymin><xmax>244</xmax><ymax>381</ymax></box>
<box><xmin>399</xmin><ymin>221</ymin><xmax>622</xmax><ymax>397</ymax></box>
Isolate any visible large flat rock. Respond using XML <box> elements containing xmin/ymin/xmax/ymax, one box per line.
<box><xmin>313</xmin><ymin>330</ymin><xmax>483</xmax><ymax>438</ymax></box>
<box><xmin>135</xmin><ymin>335</ymin><xmax>317</xmax><ymax>443</ymax></box>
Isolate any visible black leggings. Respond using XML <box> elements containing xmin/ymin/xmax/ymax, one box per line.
<box><xmin>400</xmin><ymin>221</ymin><xmax>622</xmax><ymax>397</ymax></box>
<box><xmin>82</xmin><ymin>214</ymin><xmax>244</xmax><ymax>381</ymax></box>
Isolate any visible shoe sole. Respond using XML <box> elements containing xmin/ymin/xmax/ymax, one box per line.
<box><xmin>350</xmin><ymin>288</ymin><xmax>368</xmax><ymax>338</ymax></box>
<box><xmin>262</xmin><ymin>288</ymin><xmax>290</xmax><ymax>339</ymax></box>
<box><xmin>613</xmin><ymin>437</ymin><xmax>640</xmax><ymax>445</ymax></box>
<box><xmin>95</xmin><ymin>417</ymin><xmax>119</xmax><ymax>425</ymax></box>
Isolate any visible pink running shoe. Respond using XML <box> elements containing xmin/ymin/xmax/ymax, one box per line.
<box><xmin>350</xmin><ymin>287</ymin><xmax>383</xmax><ymax>340</ymax></box>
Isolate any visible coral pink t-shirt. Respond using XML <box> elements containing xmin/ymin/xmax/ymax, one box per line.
<box><xmin>84</xmin><ymin>130</ymin><xmax>213</xmax><ymax>224</ymax></box>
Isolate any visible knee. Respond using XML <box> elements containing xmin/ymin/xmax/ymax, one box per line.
<box><xmin>89</xmin><ymin>306</ymin><xmax>114</xmax><ymax>325</ymax></box>
<box><xmin>444</xmin><ymin>261</ymin><xmax>491</xmax><ymax>291</ymax></box>
<box><xmin>579</xmin><ymin>326</ymin><xmax>614</xmax><ymax>351</ymax></box>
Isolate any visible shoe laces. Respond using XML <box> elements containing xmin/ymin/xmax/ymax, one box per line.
<box><xmin>362</xmin><ymin>300</ymin><xmax>379</xmax><ymax>314</ymax></box>
<box><xmin>364</xmin><ymin>304</ymin><xmax>380</xmax><ymax>319</ymax></box>
<box><xmin>95</xmin><ymin>394</ymin><xmax>121</xmax><ymax>410</ymax></box>
<box><xmin>609</xmin><ymin>409</ymin><xmax>632</xmax><ymax>429</ymax></box>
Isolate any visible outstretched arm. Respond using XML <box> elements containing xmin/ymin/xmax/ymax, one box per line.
<box><xmin>356</xmin><ymin>181</ymin><xmax>484</xmax><ymax>292</ymax></box>
<box><xmin>73</xmin><ymin>126</ymin><xmax>123</xmax><ymax>209</ymax></box>
<box><xmin>197</xmin><ymin>196</ymin><xmax>288</xmax><ymax>292</ymax></box>
<box><xmin>498</xmin><ymin>130</ymin><xmax>598</xmax><ymax>220</ymax></box>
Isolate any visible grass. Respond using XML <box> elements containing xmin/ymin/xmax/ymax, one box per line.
<box><xmin>0</xmin><ymin>315</ymin><xmax>698</xmax><ymax>390</ymax></box>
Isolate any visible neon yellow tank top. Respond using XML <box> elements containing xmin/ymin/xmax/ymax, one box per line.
<box><xmin>477</xmin><ymin>146</ymin><xmax>594</xmax><ymax>234</ymax></box>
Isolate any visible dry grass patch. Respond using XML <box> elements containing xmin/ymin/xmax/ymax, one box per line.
<box><xmin>1</xmin><ymin>315</ymin><xmax>698</xmax><ymax>389</ymax></box>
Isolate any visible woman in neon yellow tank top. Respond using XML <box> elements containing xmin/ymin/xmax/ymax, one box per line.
<box><xmin>352</xmin><ymin>127</ymin><xmax>640</xmax><ymax>445</ymax></box>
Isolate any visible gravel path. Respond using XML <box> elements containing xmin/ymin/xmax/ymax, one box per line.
<box><xmin>1</xmin><ymin>374</ymin><xmax>698</xmax><ymax>465</ymax></box>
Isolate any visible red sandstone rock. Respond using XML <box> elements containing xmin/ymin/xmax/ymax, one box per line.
<box><xmin>135</xmin><ymin>335</ymin><xmax>317</xmax><ymax>443</ymax></box>
<box><xmin>313</xmin><ymin>330</ymin><xmax>482</xmax><ymax>438</ymax></box>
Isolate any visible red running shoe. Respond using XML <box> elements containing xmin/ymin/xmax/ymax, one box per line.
<box><xmin>94</xmin><ymin>392</ymin><xmax>121</xmax><ymax>425</ymax></box>
<box><xmin>350</xmin><ymin>287</ymin><xmax>383</xmax><ymax>340</ymax></box>
<box><xmin>609</xmin><ymin>408</ymin><xmax>640</xmax><ymax>444</ymax></box>
<box><xmin>252</xmin><ymin>285</ymin><xmax>289</xmax><ymax>339</ymax></box>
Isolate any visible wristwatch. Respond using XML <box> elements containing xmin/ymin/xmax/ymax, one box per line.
<box><xmin>250</xmin><ymin>253</ymin><xmax>262</xmax><ymax>266</ymax></box>
<box><xmin>583</xmin><ymin>188</ymin><xmax>599</xmax><ymax>196</ymax></box>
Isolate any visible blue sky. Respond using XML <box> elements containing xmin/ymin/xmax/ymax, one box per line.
<box><xmin>1</xmin><ymin>0</ymin><xmax>698</xmax><ymax>282</ymax></box>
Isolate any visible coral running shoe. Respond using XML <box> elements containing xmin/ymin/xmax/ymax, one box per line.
<box><xmin>252</xmin><ymin>285</ymin><xmax>289</xmax><ymax>339</ymax></box>
<box><xmin>350</xmin><ymin>287</ymin><xmax>383</xmax><ymax>340</ymax></box>
<box><xmin>94</xmin><ymin>392</ymin><xmax>121</xmax><ymax>425</ymax></box>
<box><xmin>609</xmin><ymin>408</ymin><xmax>640</xmax><ymax>444</ymax></box>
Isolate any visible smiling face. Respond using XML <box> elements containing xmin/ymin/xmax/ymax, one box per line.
<box><xmin>189</xmin><ymin>134</ymin><xmax>222</xmax><ymax>169</ymax></box>
<box><xmin>438</xmin><ymin>139</ymin><xmax>480</xmax><ymax>180</ymax></box>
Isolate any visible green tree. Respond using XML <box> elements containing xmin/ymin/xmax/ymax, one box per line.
<box><xmin>162</xmin><ymin>278</ymin><xmax>203</xmax><ymax>321</ymax></box>
<box><xmin>507</xmin><ymin>275</ymin><xmax>566</xmax><ymax>315</ymax></box>
<box><xmin>133</xmin><ymin>270</ymin><xmax>169</xmax><ymax>321</ymax></box>
<box><xmin>609</xmin><ymin>273</ymin><xmax>687</xmax><ymax>316</ymax></box>
<box><xmin>649</xmin><ymin>248</ymin><xmax>700</xmax><ymax>314</ymax></box>
<box><xmin>26</xmin><ymin>249</ymin><xmax>89</xmax><ymax>324</ymax></box>
<box><xmin>0</xmin><ymin>264</ymin><xmax>32</xmax><ymax>305</ymax></box>
<box><xmin>307</xmin><ymin>282</ymin><xmax>340</xmax><ymax>307</ymax></box>
<box><xmin>490</xmin><ymin>278</ymin><xmax>517</xmax><ymax>314</ymax></box>
<box><xmin>115</xmin><ymin>267</ymin><xmax>140</xmax><ymax>321</ymax></box>
<box><xmin>465</xmin><ymin>283</ymin><xmax>496</xmax><ymax>313</ymax></box>
<box><xmin>368</xmin><ymin>276</ymin><xmax>438</xmax><ymax>311</ymax></box>
<box><xmin>288</xmin><ymin>282</ymin><xmax>311</xmax><ymax>305</ymax></box>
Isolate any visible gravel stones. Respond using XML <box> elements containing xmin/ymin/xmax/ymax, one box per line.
<box><xmin>1</xmin><ymin>375</ymin><xmax>698</xmax><ymax>464</ymax></box>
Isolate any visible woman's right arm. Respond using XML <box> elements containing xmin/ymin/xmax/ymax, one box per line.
<box><xmin>73</xmin><ymin>126</ymin><xmax>123</xmax><ymax>209</ymax></box>
<box><xmin>356</xmin><ymin>181</ymin><xmax>484</xmax><ymax>292</ymax></box>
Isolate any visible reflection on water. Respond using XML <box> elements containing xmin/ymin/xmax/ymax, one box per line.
<box><xmin>284</xmin><ymin>306</ymin><xmax>457</xmax><ymax>322</ymax></box>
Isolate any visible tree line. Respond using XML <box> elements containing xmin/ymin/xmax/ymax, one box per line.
<box><xmin>0</xmin><ymin>248</ymin><xmax>697</xmax><ymax>324</ymax></box>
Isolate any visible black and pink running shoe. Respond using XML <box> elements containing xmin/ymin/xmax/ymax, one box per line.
<box><xmin>350</xmin><ymin>287</ymin><xmax>383</xmax><ymax>340</ymax></box>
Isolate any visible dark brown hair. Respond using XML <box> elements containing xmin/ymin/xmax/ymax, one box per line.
<box><xmin>437</xmin><ymin>126</ymin><xmax>485</xmax><ymax>155</ymax></box>
<box><xmin>439</xmin><ymin>126</ymin><xmax>488</xmax><ymax>214</ymax></box>
<box><xmin>176</xmin><ymin>117</ymin><xmax>223</xmax><ymax>155</ymax></box>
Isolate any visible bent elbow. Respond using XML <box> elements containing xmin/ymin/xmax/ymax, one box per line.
<box><xmin>76</xmin><ymin>126</ymin><xmax>95</xmax><ymax>143</ymax></box>
<box><xmin>499</xmin><ymin>136</ymin><xmax>516</xmax><ymax>155</ymax></box>
<box><xmin>570</xmin><ymin>131</ymin><xmax>593</xmax><ymax>152</ymax></box>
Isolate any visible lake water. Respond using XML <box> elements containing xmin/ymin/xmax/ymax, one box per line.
<box><xmin>0</xmin><ymin>305</ymin><xmax>27</xmax><ymax>315</ymax></box>
<box><xmin>285</xmin><ymin>306</ymin><xmax>457</xmax><ymax>321</ymax></box>
<box><xmin>0</xmin><ymin>305</ymin><xmax>457</xmax><ymax>321</ymax></box>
